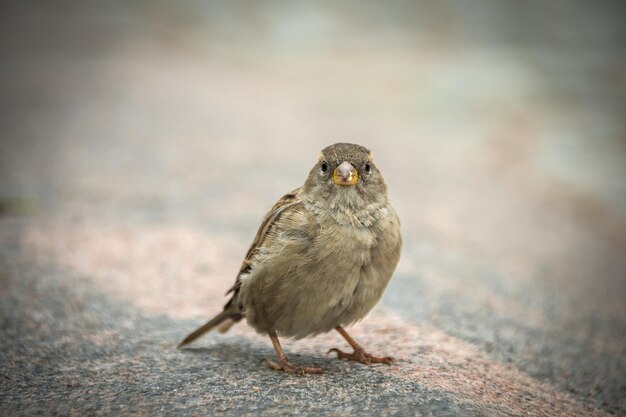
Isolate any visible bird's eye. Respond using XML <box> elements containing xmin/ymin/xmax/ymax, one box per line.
<box><xmin>364</xmin><ymin>162</ymin><xmax>371</xmax><ymax>173</ymax></box>
<box><xmin>321</xmin><ymin>161</ymin><xmax>329</xmax><ymax>173</ymax></box>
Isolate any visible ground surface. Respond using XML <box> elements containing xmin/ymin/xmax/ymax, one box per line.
<box><xmin>1</xmin><ymin>1</ymin><xmax>625</xmax><ymax>416</ymax></box>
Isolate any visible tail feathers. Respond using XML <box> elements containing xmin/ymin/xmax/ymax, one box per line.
<box><xmin>178</xmin><ymin>309</ymin><xmax>241</xmax><ymax>348</ymax></box>
<box><xmin>216</xmin><ymin>318</ymin><xmax>237</xmax><ymax>333</ymax></box>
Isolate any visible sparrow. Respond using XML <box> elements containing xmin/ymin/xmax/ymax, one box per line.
<box><xmin>179</xmin><ymin>142</ymin><xmax>402</xmax><ymax>374</ymax></box>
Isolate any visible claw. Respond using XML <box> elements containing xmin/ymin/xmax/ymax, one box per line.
<box><xmin>265</xmin><ymin>358</ymin><xmax>323</xmax><ymax>375</ymax></box>
<box><xmin>327</xmin><ymin>348</ymin><xmax>340</xmax><ymax>357</ymax></box>
<box><xmin>328</xmin><ymin>347</ymin><xmax>394</xmax><ymax>365</ymax></box>
<box><xmin>267</xmin><ymin>331</ymin><xmax>324</xmax><ymax>375</ymax></box>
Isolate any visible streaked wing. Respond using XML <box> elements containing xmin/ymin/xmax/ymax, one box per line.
<box><xmin>226</xmin><ymin>187</ymin><xmax>303</xmax><ymax>295</ymax></box>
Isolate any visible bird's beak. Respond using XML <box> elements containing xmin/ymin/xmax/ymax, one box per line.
<box><xmin>333</xmin><ymin>161</ymin><xmax>358</xmax><ymax>186</ymax></box>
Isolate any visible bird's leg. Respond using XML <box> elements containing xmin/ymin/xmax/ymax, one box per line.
<box><xmin>265</xmin><ymin>331</ymin><xmax>323</xmax><ymax>375</ymax></box>
<box><xmin>328</xmin><ymin>325</ymin><xmax>394</xmax><ymax>365</ymax></box>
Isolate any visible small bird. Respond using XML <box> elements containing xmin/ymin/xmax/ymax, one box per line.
<box><xmin>179</xmin><ymin>143</ymin><xmax>402</xmax><ymax>374</ymax></box>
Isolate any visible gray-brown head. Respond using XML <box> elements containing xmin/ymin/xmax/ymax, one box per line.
<box><xmin>304</xmin><ymin>143</ymin><xmax>388</xmax><ymax>209</ymax></box>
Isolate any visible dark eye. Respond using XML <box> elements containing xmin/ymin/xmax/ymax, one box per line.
<box><xmin>364</xmin><ymin>162</ymin><xmax>371</xmax><ymax>173</ymax></box>
<box><xmin>321</xmin><ymin>161</ymin><xmax>329</xmax><ymax>173</ymax></box>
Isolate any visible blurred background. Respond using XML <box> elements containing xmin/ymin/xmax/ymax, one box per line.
<box><xmin>1</xmin><ymin>1</ymin><xmax>625</xmax><ymax>415</ymax></box>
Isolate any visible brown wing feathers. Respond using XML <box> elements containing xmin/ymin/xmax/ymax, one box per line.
<box><xmin>178</xmin><ymin>188</ymin><xmax>303</xmax><ymax>347</ymax></box>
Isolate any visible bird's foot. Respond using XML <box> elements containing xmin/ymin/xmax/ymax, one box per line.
<box><xmin>265</xmin><ymin>358</ymin><xmax>323</xmax><ymax>375</ymax></box>
<box><xmin>328</xmin><ymin>348</ymin><xmax>394</xmax><ymax>365</ymax></box>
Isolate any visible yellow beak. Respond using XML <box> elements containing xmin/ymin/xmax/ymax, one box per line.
<box><xmin>332</xmin><ymin>161</ymin><xmax>358</xmax><ymax>186</ymax></box>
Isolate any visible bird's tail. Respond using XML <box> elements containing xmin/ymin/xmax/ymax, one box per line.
<box><xmin>178</xmin><ymin>307</ymin><xmax>242</xmax><ymax>348</ymax></box>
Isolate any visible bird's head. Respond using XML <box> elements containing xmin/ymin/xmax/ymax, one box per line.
<box><xmin>304</xmin><ymin>142</ymin><xmax>388</xmax><ymax>209</ymax></box>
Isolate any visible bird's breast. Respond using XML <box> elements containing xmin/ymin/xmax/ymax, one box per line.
<box><xmin>315</xmin><ymin>222</ymin><xmax>376</xmax><ymax>268</ymax></box>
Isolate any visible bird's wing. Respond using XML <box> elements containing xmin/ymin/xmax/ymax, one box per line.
<box><xmin>179</xmin><ymin>187</ymin><xmax>306</xmax><ymax>347</ymax></box>
<box><xmin>225</xmin><ymin>187</ymin><xmax>304</xmax><ymax>297</ymax></box>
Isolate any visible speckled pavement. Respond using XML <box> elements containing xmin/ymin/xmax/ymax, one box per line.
<box><xmin>1</xmin><ymin>2</ymin><xmax>625</xmax><ymax>416</ymax></box>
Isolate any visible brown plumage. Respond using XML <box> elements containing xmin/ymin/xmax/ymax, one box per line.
<box><xmin>179</xmin><ymin>143</ymin><xmax>402</xmax><ymax>374</ymax></box>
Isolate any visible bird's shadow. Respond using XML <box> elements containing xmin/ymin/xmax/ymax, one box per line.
<box><xmin>177</xmin><ymin>337</ymin><xmax>356</xmax><ymax>375</ymax></box>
